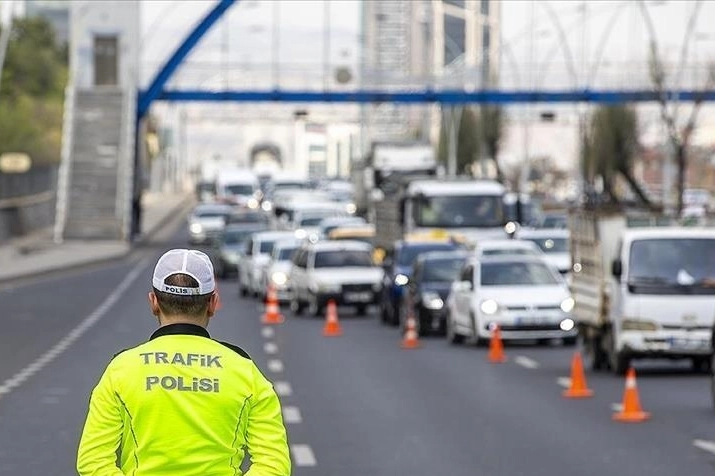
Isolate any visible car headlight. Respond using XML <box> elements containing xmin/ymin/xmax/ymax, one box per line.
<box><xmin>247</xmin><ymin>198</ymin><xmax>259</xmax><ymax>209</ymax></box>
<box><xmin>560</xmin><ymin>297</ymin><xmax>575</xmax><ymax>313</ymax></box>
<box><xmin>189</xmin><ymin>223</ymin><xmax>203</xmax><ymax>234</ymax></box>
<box><xmin>394</xmin><ymin>274</ymin><xmax>409</xmax><ymax>286</ymax></box>
<box><xmin>422</xmin><ymin>291</ymin><xmax>444</xmax><ymax>310</ymax></box>
<box><xmin>480</xmin><ymin>299</ymin><xmax>499</xmax><ymax>315</ymax></box>
<box><xmin>262</xmin><ymin>201</ymin><xmax>273</xmax><ymax>212</ymax></box>
<box><xmin>621</xmin><ymin>319</ymin><xmax>658</xmax><ymax>331</ymax></box>
<box><xmin>560</xmin><ymin>318</ymin><xmax>575</xmax><ymax>331</ymax></box>
<box><xmin>345</xmin><ymin>203</ymin><xmax>357</xmax><ymax>214</ymax></box>
<box><xmin>272</xmin><ymin>272</ymin><xmax>288</xmax><ymax>286</ymax></box>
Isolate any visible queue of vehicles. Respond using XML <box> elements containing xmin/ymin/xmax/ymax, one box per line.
<box><xmin>189</xmin><ymin>156</ymin><xmax>715</xmax><ymax>388</ymax></box>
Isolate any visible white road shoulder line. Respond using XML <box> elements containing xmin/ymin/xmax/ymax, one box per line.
<box><xmin>274</xmin><ymin>381</ymin><xmax>293</xmax><ymax>396</ymax></box>
<box><xmin>556</xmin><ymin>377</ymin><xmax>571</xmax><ymax>388</ymax></box>
<box><xmin>0</xmin><ymin>259</ymin><xmax>149</xmax><ymax>397</ymax></box>
<box><xmin>264</xmin><ymin>342</ymin><xmax>278</xmax><ymax>354</ymax></box>
<box><xmin>261</xmin><ymin>327</ymin><xmax>275</xmax><ymax>338</ymax></box>
<box><xmin>282</xmin><ymin>406</ymin><xmax>302</xmax><ymax>424</ymax></box>
<box><xmin>514</xmin><ymin>356</ymin><xmax>540</xmax><ymax>369</ymax></box>
<box><xmin>267</xmin><ymin>359</ymin><xmax>284</xmax><ymax>373</ymax></box>
<box><xmin>291</xmin><ymin>444</ymin><xmax>317</xmax><ymax>466</ymax></box>
<box><xmin>693</xmin><ymin>439</ymin><xmax>715</xmax><ymax>456</ymax></box>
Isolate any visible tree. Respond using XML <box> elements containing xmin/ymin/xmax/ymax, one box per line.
<box><xmin>587</xmin><ymin>105</ymin><xmax>656</xmax><ymax>209</ymax></box>
<box><xmin>0</xmin><ymin>17</ymin><xmax>67</xmax><ymax>165</ymax></box>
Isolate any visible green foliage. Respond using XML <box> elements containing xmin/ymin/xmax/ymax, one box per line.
<box><xmin>0</xmin><ymin>17</ymin><xmax>67</xmax><ymax>164</ymax></box>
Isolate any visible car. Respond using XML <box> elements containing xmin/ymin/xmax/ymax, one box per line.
<box><xmin>287</xmin><ymin>204</ymin><xmax>348</xmax><ymax>239</ymax></box>
<box><xmin>289</xmin><ymin>240</ymin><xmax>383</xmax><ymax>317</ymax></box>
<box><xmin>516</xmin><ymin>228</ymin><xmax>571</xmax><ymax>275</ymax></box>
<box><xmin>317</xmin><ymin>215</ymin><xmax>367</xmax><ymax>239</ymax></box>
<box><xmin>380</xmin><ymin>237</ymin><xmax>466</xmax><ymax>326</ymax></box>
<box><xmin>259</xmin><ymin>239</ymin><xmax>303</xmax><ymax>303</ymax></box>
<box><xmin>538</xmin><ymin>212</ymin><xmax>568</xmax><ymax>229</ymax></box>
<box><xmin>400</xmin><ymin>250</ymin><xmax>469</xmax><ymax>336</ymax></box>
<box><xmin>474</xmin><ymin>239</ymin><xmax>543</xmax><ymax>258</ymax></box>
<box><xmin>186</xmin><ymin>203</ymin><xmax>234</xmax><ymax>245</ymax></box>
<box><xmin>226</xmin><ymin>209</ymin><xmax>272</xmax><ymax>227</ymax></box>
<box><xmin>208</xmin><ymin>223</ymin><xmax>269</xmax><ymax>279</ymax></box>
<box><xmin>237</xmin><ymin>230</ymin><xmax>298</xmax><ymax>297</ymax></box>
<box><xmin>446</xmin><ymin>255</ymin><xmax>577</xmax><ymax>346</ymax></box>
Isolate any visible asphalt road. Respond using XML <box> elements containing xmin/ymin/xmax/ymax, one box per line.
<box><xmin>1</xmin><ymin>217</ymin><xmax>715</xmax><ymax>475</ymax></box>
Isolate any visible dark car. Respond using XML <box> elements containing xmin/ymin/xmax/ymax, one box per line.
<box><xmin>380</xmin><ymin>239</ymin><xmax>465</xmax><ymax>326</ymax></box>
<box><xmin>208</xmin><ymin>223</ymin><xmax>269</xmax><ymax>279</ymax></box>
<box><xmin>400</xmin><ymin>250</ymin><xmax>469</xmax><ymax>336</ymax></box>
<box><xmin>226</xmin><ymin>209</ymin><xmax>272</xmax><ymax>226</ymax></box>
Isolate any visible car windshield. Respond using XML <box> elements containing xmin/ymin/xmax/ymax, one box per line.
<box><xmin>397</xmin><ymin>244</ymin><xmax>458</xmax><ymax>266</ymax></box>
<box><xmin>480</xmin><ymin>261</ymin><xmax>561</xmax><ymax>286</ymax></box>
<box><xmin>226</xmin><ymin>184</ymin><xmax>254</xmax><ymax>195</ymax></box>
<box><xmin>222</xmin><ymin>229</ymin><xmax>256</xmax><ymax>245</ymax></box>
<box><xmin>228</xmin><ymin>212</ymin><xmax>268</xmax><ymax>224</ymax></box>
<box><xmin>299</xmin><ymin>217</ymin><xmax>327</xmax><ymax>227</ymax></box>
<box><xmin>422</xmin><ymin>258</ymin><xmax>465</xmax><ymax>282</ymax></box>
<box><xmin>195</xmin><ymin>210</ymin><xmax>228</xmax><ymax>219</ymax></box>
<box><xmin>523</xmin><ymin>237</ymin><xmax>569</xmax><ymax>254</ymax></box>
<box><xmin>482</xmin><ymin>248</ymin><xmax>539</xmax><ymax>256</ymax></box>
<box><xmin>628</xmin><ymin>238</ymin><xmax>715</xmax><ymax>294</ymax></box>
<box><xmin>540</xmin><ymin>215</ymin><xmax>567</xmax><ymax>228</ymax></box>
<box><xmin>314</xmin><ymin>250</ymin><xmax>373</xmax><ymax>268</ymax></box>
<box><xmin>276</xmin><ymin>247</ymin><xmax>298</xmax><ymax>261</ymax></box>
<box><xmin>413</xmin><ymin>194</ymin><xmax>504</xmax><ymax>228</ymax></box>
<box><xmin>259</xmin><ymin>240</ymin><xmax>276</xmax><ymax>254</ymax></box>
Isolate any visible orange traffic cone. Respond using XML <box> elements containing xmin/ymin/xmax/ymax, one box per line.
<box><xmin>613</xmin><ymin>367</ymin><xmax>650</xmax><ymax>422</ymax></box>
<box><xmin>487</xmin><ymin>324</ymin><xmax>507</xmax><ymax>363</ymax></box>
<box><xmin>261</xmin><ymin>283</ymin><xmax>285</xmax><ymax>325</ymax></box>
<box><xmin>563</xmin><ymin>352</ymin><xmax>594</xmax><ymax>398</ymax></box>
<box><xmin>400</xmin><ymin>310</ymin><xmax>421</xmax><ymax>349</ymax></box>
<box><xmin>322</xmin><ymin>299</ymin><xmax>342</xmax><ymax>337</ymax></box>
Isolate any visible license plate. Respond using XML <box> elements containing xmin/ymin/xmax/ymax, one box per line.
<box><xmin>345</xmin><ymin>292</ymin><xmax>372</xmax><ymax>302</ymax></box>
<box><xmin>515</xmin><ymin>316</ymin><xmax>546</xmax><ymax>325</ymax></box>
<box><xmin>669</xmin><ymin>338</ymin><xmax>710</xmax><ymax>349</ymax></box>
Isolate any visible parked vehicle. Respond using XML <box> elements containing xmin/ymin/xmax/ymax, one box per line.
<box><xmin>187</xmin><ymin>203</ymin><xmax>233</xmax><ymax>245</ymax></box>
<box><xmin>446</xmin><ymin>255</ymin><xmax>577</xmax><ymax>346</ymax></box>
<box><xmin>570</xmin><ymin>210</ymin><xmax>715</xmax><ymax>374</ymax></box>
<box><xmin>400</xmin><ymin>250</ymin><xmax>469</xmax><ymax>336</ymax></box>
<box><xmin>289</xmin><ymin>240</ymin><xmax>383</xmax><ymax>317</ymax></box>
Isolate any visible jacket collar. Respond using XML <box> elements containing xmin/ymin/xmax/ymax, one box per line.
<box><xmin>150</xmin><ymin>323</ymin><xmax>210</xmax><ymax>340</ymax></box>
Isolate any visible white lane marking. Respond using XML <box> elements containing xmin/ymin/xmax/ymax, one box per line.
<box><xmin>291</xmin><ymin>444</ymin><xmax>317</xmax><ymax>466</ymax></box>
<box><xmin>611</xmin><ymin>403</ymin><xmax>624</xmax><ymax>412</ymax></box>
<box><xmin>264</xmin><ymin>342</ymin><xmax>278</xmax><ymax>354</ymax></box>
<box><xmin>282</xmin><ymin>406</ymin><xmax>302</xmax><ymax>424</ymax></box>
<box><xmin>0</xmin><ymin>259</ymin><xmax>149</xmax><ymax>397</ymax></box>
<box><xmin>693</xmin><ymin>439</ymin><xmax>715</xmax><ymax>456</ymax></box>
<box><xmin>274</xmin><ymin>381</ymin><xmax>293</xmax><ymax>396</ymax></box>
<box><xmin>556</xmin><ymin>377</ymin><xmax>571</xmax><ymax>388</ymax></box>
<box><xmin>514</xmin><ymin>356</ymin><xmax>540</xmax><ymax>369</ymax></box>
<box><xmin>268</xmin><ymin>359</ymin><xmax>284</xmax><ymax>373</ymax></box>
<box><xmin>261</xmin><ymin>327</ymin><xmax>275</xmax><ymax>338</ymax></box>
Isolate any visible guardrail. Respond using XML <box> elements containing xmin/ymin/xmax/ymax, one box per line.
<box><xmin>0</xmin><ymin>165</ymin><xmax>57</xmax><ymax>242</ymax></box>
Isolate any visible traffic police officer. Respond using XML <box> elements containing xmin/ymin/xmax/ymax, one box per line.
<box><xmin>77</xmin><ymin>249</ymin><xmax>291</xmax><ymax>475</ymax></box>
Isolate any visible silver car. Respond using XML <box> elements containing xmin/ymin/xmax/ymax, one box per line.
<box><xmin>187</xmin><ymin>203</ymin><xmax>233</xmax><ymax>245</ymax></box>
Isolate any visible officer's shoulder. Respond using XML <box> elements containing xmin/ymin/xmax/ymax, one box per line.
<box><xmin>216</xmin><ymin>340</ymin><xmax>252</xmax><ymax>360</ymax></box>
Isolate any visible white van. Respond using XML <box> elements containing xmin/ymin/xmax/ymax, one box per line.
<box><xmin>215</xmin><ymin>168</ymin><xmax>260</xmax><ymax>208</ymax></box>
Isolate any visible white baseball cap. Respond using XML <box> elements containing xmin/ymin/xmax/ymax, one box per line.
<box><xmin>152</xmin><ymin>249</ymin><xmax>216</xmax><ymax>296</ymax></box>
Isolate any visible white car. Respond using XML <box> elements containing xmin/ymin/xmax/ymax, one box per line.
<box><xmin>446</xmin><ymin>255</ymin><xmax>577</xmax><ymax>346</ymax></box>
<box><xmin>259</xmin><ymin>239</ymin><xmax>303</xmax><ymax>303</ymax></box>
<box><xmin>187</xmin><ymin>203</ymin><xmax>233</xmax><ymax>245</ymax></box>
<box><xmin>474</xmin><ymin>239</ymin><xmax>544</xmax><ymax>258</ymax></box>
<box><xmin>289</xmin><ymin>240</ymin><xmax>384</xmax><ymax>317</ymax></box>
<box><xmin>516</xmin><ymin>228</ymin><xmax>571</xmax><ymax>275</ymax></box>
<box><xmin>237</xmin><ymin>230</ymin><xmax>298</xmax><ymax>297</ymax></box>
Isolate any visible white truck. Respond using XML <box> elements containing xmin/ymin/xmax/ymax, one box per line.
<box><xmin>569</xmin><ymin>209</ymin><xmax>715</xmax><ymax>374</ymax></box>
<box><xmin>352</xmin><ymin>141</ymin><xmax>438</xmax><ymax>218</ymax></box>
<box><xmin>371</xmin><ymin>177</ymin><xmax>510</xmax><ymax>251</ymax></box>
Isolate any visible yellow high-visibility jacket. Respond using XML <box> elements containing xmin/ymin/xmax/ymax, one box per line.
<box><xmin>77</xmin><ymin>323</ymin><xmax>291</xmax><ymax>476</ymax></box>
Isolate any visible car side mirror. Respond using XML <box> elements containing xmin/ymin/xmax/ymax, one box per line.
<box><xmin>611</xmin><ymin>259</ymin><xmax>622</xmax><ymax>279</ymax></box>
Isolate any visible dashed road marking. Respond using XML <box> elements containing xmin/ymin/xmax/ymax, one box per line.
<box><xmin>556</xmin><ymin>377</ymin><xmax>571</xmax><ymax>388</ymax></box>
<box><xmin>693</xmin><ymin>439</ymin><xmax>715</xmax><ymax>456</ymax></box>
<box><xmin>291</xmin><ymin>444</ymin><xmax>317</xmax><ymax>466</ymax></box>
<box><xmin>514</xmin><ymin>356</ymin><xmax>540</xmax><ymax>369</ymax></box>
<box><xmin>283</xmin><ymin>406</ymin><xmax>302</xmax><ymax>424</ymax></box>
<box><xmin>261</xmin><ymin>327</ymin><xmax>275</xmax><ymax>338</ymax></box>
<box><xmin>274</xmin><ymin>381</ymin><xmax>293</xmax><ymax>396</ymax></box>
<box><xmin>0</xmin><ymin>258</ymin><xmax>148</xmax><ymax>397</ymax></box>
<box><xmin>264</xmin><ymin>342</ymin><xmax>278</xmax><ymax>354</ymax></box>
<box><xmin>268</xmin><ymin>359</ymin><xmax>284</xmax><ymax>373</ymax></box>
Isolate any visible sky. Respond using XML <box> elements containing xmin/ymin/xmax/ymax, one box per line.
<box><xmin>134</xmin><ymin>0</ymin><xmax>715</xmax><ymax>171</ymax></box>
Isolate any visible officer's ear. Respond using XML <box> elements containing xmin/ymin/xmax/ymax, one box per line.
<box><xmin>148</xmin><ymin>291</ymin><xmax>161</xmax><ymax>317</ymax></box>
<box><xmin>207</xmin><ymin>291</ymin><xmax>220</xmax><ymax>318</ymax></box>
